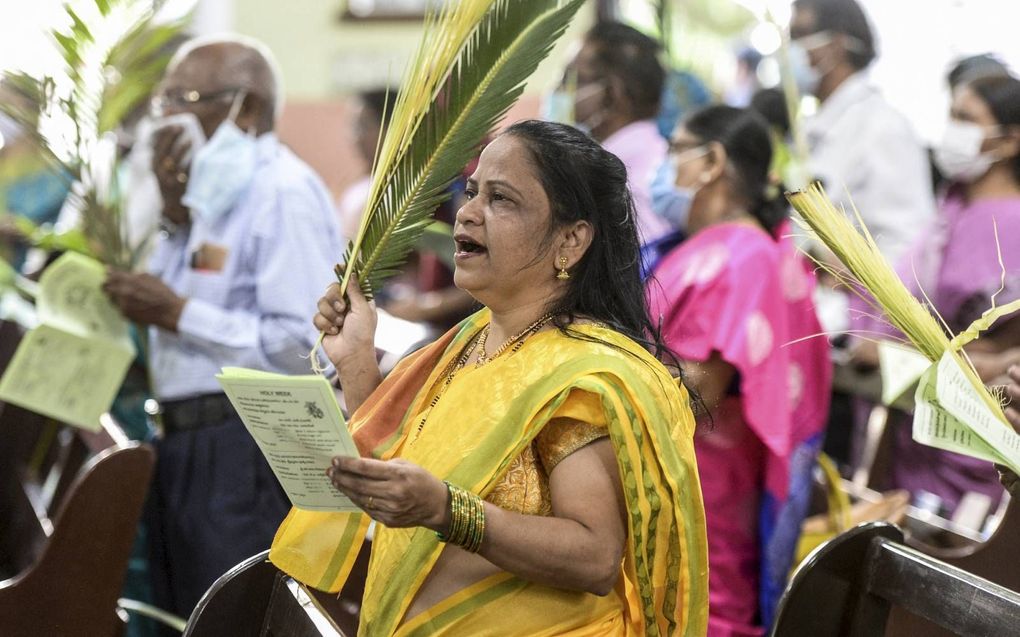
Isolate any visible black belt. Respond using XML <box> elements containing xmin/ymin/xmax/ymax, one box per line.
<box><xmin>154</xmin><ymin>393</ymin><xmax>237</xmax><ymax>435</ymax></box>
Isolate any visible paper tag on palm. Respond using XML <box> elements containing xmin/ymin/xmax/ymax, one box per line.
<box><xmin>913</xmin><ymin>352</ymin><xmax>1020</xmax><ymax>475</ymax></box>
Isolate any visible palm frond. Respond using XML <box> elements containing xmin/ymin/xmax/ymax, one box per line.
<box><xmin>788</xmin><ymin>185</ymin><xmax>949</xmax><ymax>361</ymax></box>
<box><xmin>338</xmin><ymin>0</ymin><xmax>586</xmax><ymax>298</ymax></box>
<box><xmin>787</xmin><ymin>184</ymin><xmax>1008</xmax><ymax>421</ymax></box>
<box><xmin>1</xmin><ymin>0</ymin><xmax>188</xmax><ymax>269</ymax></box>
<box><xmin>99</xmin><ymin>18</ymin><xmax>187</xmax><ymax>133</ymax></box>
<box><xmin>652</xmin><ymin>1</ymin><xmax>672</xmax><ymax>57</ymax></box>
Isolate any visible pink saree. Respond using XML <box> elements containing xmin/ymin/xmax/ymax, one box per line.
<box><xmin>647</xmin><ymin>221</ymin><xmax>831</xmax><ymax>636</ymax></box>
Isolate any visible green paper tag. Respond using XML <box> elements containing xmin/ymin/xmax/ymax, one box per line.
<box><xmin>912</xmin><ymin>352</ymin><xmax>1020</xmax><ymax>475</ymax></box>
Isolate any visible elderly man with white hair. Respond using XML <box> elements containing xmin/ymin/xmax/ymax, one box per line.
<box><xmin>102</xmin><ymin>34</ymin><xmax>342</xmax><ymax>619</ymax></box>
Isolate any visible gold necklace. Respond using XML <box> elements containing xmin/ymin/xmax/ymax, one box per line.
<box><xmin>410</xmin><ymin>314</ymin><xmax>554</xmax><ymax>445</ymax></box>
<box><xmin>475</xmin><ymin>313</ymin><xmax>555</xmax><ymax>367</ymax></box>
<box><xmin>410</xmin><ymin>330</ymin><xmax>482</xmax><ymax>444</ymax></box>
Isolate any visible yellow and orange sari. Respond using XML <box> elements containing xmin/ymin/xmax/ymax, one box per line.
<box><xmin>270</xmin><ymin>311</ymin><xmax>708</xmax><ymax>636</ymax></box>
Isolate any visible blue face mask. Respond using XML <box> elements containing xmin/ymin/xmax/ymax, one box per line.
<box><xmin>787</xmin><ymin>42</ymin><xmax>821</xmax><ymax>97</ymax></box>
<box><xmin>182</xmin><ymin>93</ymin><xmax>258</xmax><ymax>225</ymax></box>
<box><xmin>541</xmin><ymin>80</ymin><xmax>605</xmax><ymax>137</ymax></box>
<box><xmin>540</xmin><ymin>89</ymin><xmax>575</xmax><ymax>125</ymax></box>
<box><xmin>650</xmin><ymin>160</ymin><xmax>692</xmax><ymax>230</ymax></box>
<box><xmin>650</xmin><ymin>146</ymin><xmax>708</xmax><ymax>230</ymax></box>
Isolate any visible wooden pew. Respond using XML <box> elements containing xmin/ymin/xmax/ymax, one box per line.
<box><xmin>771</xmin><ymin>522</ymin><xmax>1020</xmax><ymax>637</ymax></box>
<box><xmin>881</xmin><ymin>496</ymin><xmax>1020</xmax><ymax>637</ymax></box>
<box><xmin>0</xmin><ymin>319</ymin><xmax>21</xmax><ymax>371</ymax></box>
<box><xmin>838</xmin><ymin>399</ymin><xmax>1020</xmax><ymax>595</ymax></box>
<box><xmin>184</xmin><ymin>547</ymin><xmax>370</xmax><ymax>637</ymax></box>
<box><xmin>0</xmin><ymin>401</ymin><xmax>155</xmax><ymax>637</ymax></box>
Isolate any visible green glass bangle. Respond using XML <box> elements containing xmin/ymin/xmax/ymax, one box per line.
<box><xmin>436</xmin><ymin>481</ymin><xmax>486</xmax><ymax>553</ymax></box>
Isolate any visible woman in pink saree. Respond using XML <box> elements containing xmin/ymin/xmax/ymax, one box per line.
<box><xmin>647</xmin><ymin>106</ymin><xmax>831</xmax><ymax>636</ymax></box>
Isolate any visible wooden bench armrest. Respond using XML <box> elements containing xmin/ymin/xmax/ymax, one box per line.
<box><xmin>865</xmin><ymin>538</ymin><xmax>1020</xmax><ymax>636</ymax></box>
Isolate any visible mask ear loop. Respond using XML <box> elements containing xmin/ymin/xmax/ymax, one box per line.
<box><xmin>999</xmin><ymin>125</ymin><xmax>1020</xmax><ymax>163</ymax></box>
<box><xmin>671</xmin><ymin>145</ymin><xmax>711</xmax><ymax>169</ymax></box>
<box><xmin>669</xmin><ymin>145</ymin><xmax>713</xmax><ymax>203</ymax></box>
<box><xmin>575</xmin><ymin>82</ymin><xmax>609</xmax><ymax>134</ymax></box>
<box><xmin>226</xmin><ymin>90</ymin><xmax>253</xmax><ymax>134</ymax></box>
<box><xmin>563</xmin><ymin>68</ymin><xmax>578</xmax><ymax>124</ymax></box>
<box><xmin>971</xmin><ymin>124</ymin><xmax>1012</xmax><ymax>165</ymax></box>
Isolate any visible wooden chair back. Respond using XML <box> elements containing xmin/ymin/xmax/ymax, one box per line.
<box><xmin>0</xmin><ymin>419</ymin><xmax>154</xmax><ymax>637</ymax></box>
<box><xmin>0</xmin><ymin>314</ymin><xmax>154</xmax><ymax>636</ymax></box>
<box><xmin>771</xmin><ymin>522</ymin><xmax>1020</xmax><ymax>637</ymax></box>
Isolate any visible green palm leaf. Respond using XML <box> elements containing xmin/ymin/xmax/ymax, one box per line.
<box><xmin>0</xmin><ymin>0</ymin><xmax>188</xmax><ymax>269</ymax></box>
<box><xmin>337</xmin><ymin>0</ymin><xmax>586</xmax><ymax>298</ymax></box>
<box><xmin>99</xmin><ymin>19</ymin><xmax>187</xmax><ymax>134</ymax></box>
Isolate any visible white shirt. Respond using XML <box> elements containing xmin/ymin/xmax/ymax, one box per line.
<box><xmin>148</xmin><ymin>134</ymin><xmax>343</xmax><ymax>400</ymax></box>
<box><xmin>805</xmin><ymin>73</ymin><xmax>936</xmax><ymax>263</ymax></box>
<box><xmin>337</xmin><ymin>175</ymin><xmax>371</xmax><ymax>242</ymax></box>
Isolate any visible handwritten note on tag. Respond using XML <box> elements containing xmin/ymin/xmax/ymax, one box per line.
<box><xmin>216</xmin><ymin>367</ymin><xmax>362</xmax><ymax>512</ymax></box>
<box><xmin>0</xmin><ymin>253</ymin><xmax>134</xmax><ymax>431</ymax></box>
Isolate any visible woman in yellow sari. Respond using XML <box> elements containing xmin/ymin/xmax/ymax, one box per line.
<box><xmin>270</xmin><ymin>120</ymin><xmax>708</xmax><ymax>636</ymax></box>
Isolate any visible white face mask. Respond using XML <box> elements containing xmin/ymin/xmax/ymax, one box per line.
<box><xmin>934</xmin><ymin>119</ymin><xmax>1001</xmax><ymax>183</ymax></box>
<box><xmin>147</xmin><ymin>112</ymin><xmax>208</xmax><ymax>164</ymax></box>
<box><xmin>182</xmin><ymin>92</ymin><xmax>259</xmax><ymax>225</ymax></box>
<box><xmin>787</xmin><ymin>31</ymin><xmax>838</xmax><ymax>97</ymax></box>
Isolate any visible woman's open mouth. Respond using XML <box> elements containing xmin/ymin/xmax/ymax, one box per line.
<box><xmin>455</xmin><ymin>237</ymin><xmax>487</xmax><ymax>260</ymax></box>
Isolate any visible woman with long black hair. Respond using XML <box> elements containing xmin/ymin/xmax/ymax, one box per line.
<box><xmin>647</xmin><ymin>105</ymin><xmax>831</xmax><ymax>636</ymax></box>
<box><xmin>270</xmin><ymin>120</ymin><xmax>709</xmax><ymax>636</ymax></box>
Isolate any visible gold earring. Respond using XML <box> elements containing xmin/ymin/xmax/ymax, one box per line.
<box><xmin>557</xmin><ymin>256</ymin><xmax>570</xmax><ymax>280</ymax></box>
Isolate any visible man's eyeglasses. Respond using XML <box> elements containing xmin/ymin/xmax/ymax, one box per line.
<box><xmin>150</xmin><ymin>88</ymin><xmax>244</xmax><ymax>117</ymax></box>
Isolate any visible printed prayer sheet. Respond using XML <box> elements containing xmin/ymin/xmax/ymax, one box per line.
<box><xmin>216</xmin><ymin>367</ymin><xmax>362</xmax><ymax>512</ymax></box>
<box><xmin>912</xmin><ymin>352</ymin><xmax>1020</xmax><ymax>475</ymax></box>
<box><xmin>0</xmin><ymin>253</ymin><xmax>134</xmax><ymax>431</ymax></box>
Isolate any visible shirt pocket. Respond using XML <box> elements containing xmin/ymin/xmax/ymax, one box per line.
<box><xmin>184</xmin><ymin>268</ymin><xmax>231</xmax><ymax>304</ymax></box>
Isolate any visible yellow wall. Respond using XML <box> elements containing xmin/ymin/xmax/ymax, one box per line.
<box><xmin>232</xmin><ymin>0</ymin><xmax>597</xmax><ymax>197</ymax></box>
<box><xmin>233</xmin><ymin>0</ymin><xmax>597</xmax><ymax>100</ymax></box>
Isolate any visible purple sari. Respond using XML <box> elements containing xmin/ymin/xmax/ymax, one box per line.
<box><xmin>860</xmin><ymin>190</ymin><xmax>1020</xmax><ymax>513</ymax></box>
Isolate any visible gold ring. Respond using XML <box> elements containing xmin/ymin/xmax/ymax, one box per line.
<box><xmin>161</xmin><ymin>158</ymin><xmax>174</xmax><ymax>171</ymax></box>
<box><xmin>176</xmin><ymin>171</ymin><xmax>188</xmax><ymax>184</ymax></box>
<box><xmin>366</xmin><ymin>496</ymin><xmax>374</xmax><ymax>509</ymax></box>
